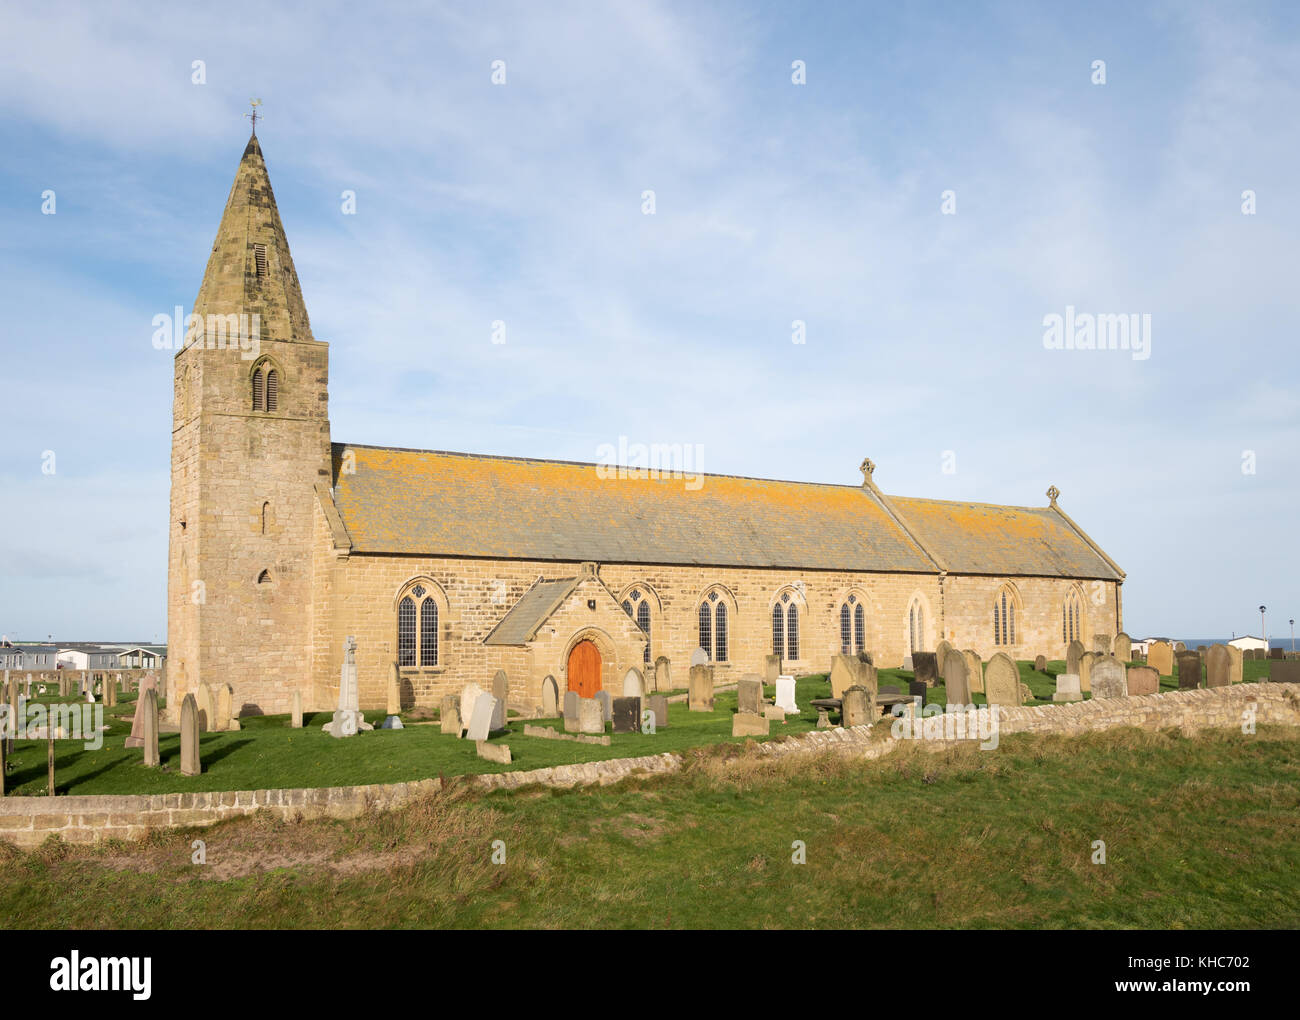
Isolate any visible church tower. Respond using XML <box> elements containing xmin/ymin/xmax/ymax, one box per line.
<box><xmin>167</xmin><ymin>132</ymin><xmax>331</xmax><ymax>719</ymax></box>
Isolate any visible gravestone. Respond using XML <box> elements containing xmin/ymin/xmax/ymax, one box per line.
<box><xmin>689</xmin><ymin>647</ymin><xmax>709</xmax><ymax>668</ymax></box>
<box><xmin>943</xmin><ymin>649</ymin><xmax>970</xmax><ymax>705</ymax></box>
<box><xmin>465</xmin><ymin>693</ymin><xmax>496</xmax><ymax>741</ymax></box>
<box><xmin>105</xmin><ymin>677</ymin><xmax>116</xmax><ymax>708</ymax></box>
<box><xmin>1270</xmin><ymin>647</ymin><xmax>1284</xmax><ymax>660</ymax></box>
<box><xmin>1269</xmin><ymin>660</ymin><xmax>1300</xmax><ymax>682</ymax></box>
<box><xmin>903</xmin><ymin>655</ymin><xmax>913</xmax><ymax>671</ymax></box>
<box><xmin>1197</xmin><ymin>645</ymin><xmax>1207</xmax><ymax>653</ymax></box>
<box><xmin>830</xmin><ymin>655</ymin><xmax>875</xmax><ymax>699</ymax></box>
<box><xmin>1092</xmin><ymin>633</ymin><xmax>1112</xmax><ymax>655</ymax></box>
<box><xmin>623</xmin><ymin>667</ymin><xmax>644</xmax><ymax>699</ymax></box>
<box><xmin>387</xmin><ymin>662</ymin><xmax>401</xmax><ymax>715</ymax></box>
<box><xmin>983</xmin><ymin>653</ymin><xmax>1021</xmax><ymax>707</ymax></box>
<box><xmin>1148</xmin><ymin>641</ymin><xmax>1174</xmax><ymax>676</ymax></box>
<box><xmin>647</xmin><ymin>694</ymin><xmax>669</xmax><ymax>730</ymax></box>
<box><xmin>195</xmin><ymin>683</ymin><xmax>213</xmax><ymax>733</ymax></box>
<box><xmin>1126</xmin><ymin>666</ymin><xmax>1160</xmax><ymax>696</ymax></box>
<box><xmin>612</xmin><ymin>696</ymin><xmax>641</xmax><ymax>734</ymax></box>
<box><xmin>124</xmin><ymin>675</ymin><xmax>158</xmax><ymax>748</ymax></box>
<box><xmin>935</xmin><ymin>641</ymin><xmax>954</xmax><ymax>679</ymax></box>
<box><xmin>594</xmin><ymin>689</ymin><xmax>611</xmax><ymax>723</ymax></box>
<box><xmin>440</xmin><ymin>695</ymin><xmax>462</xmax><ymax>736</ymax></box>
<box><xmin>1205</xmin><ymin>645</ymin><xmax>1231</xmax><ymax>688</ymax></box>
<box><xmin>1091</xmin><ymin>657</ymin><xmax>1127</xmax><ymax>699</ymax></box>
<box><xmin>461</xmin><ymin>682</ymin><xmax>485</xmax><ymax>717</ymax></box>
<box><xmin>140</xmin><ymin>688</ymin><xmax>160</xmax><ymax>767</ymax></box>
<box><xmin>908</xmin><ymin>680</ymin><xmax>927</xmax><ymax>706</ymax></box>
<box><xmin>490</xmin><ymin>695</ymin><xmax>506</xmax><ymax>732</ymax></box>
<box><xmin>732</xmin><ymin>712</ymin><xmax>769</xmax><ymax>737</ymax></box>
<box><xmin>476</xmin><ymin>741</ymin><xmax>511</xmax><ymax>764</ymax></box>
<box><xmin>1053</xmin><ymin>673</ymin><xmax>1082</xmax><ymax>703</ymax></box>
<box><xmin>179</xmin><ymin>693</ymin><xmax>200</xmax><ymax>776</ymax></box>
<box><xmin>492</xmin><ymin>670</ymin><xmax>508</xmax><ymax>706</ymax></box>
<box><xmin>381</xmin><ymin>715</ymin><xmax>404</xmax><ymax>730</ymax></box>
<box><xmin>842</xmin><ymin>685</ymin><xmax>873</xmax><ymax>727</ymax></box>
<box><xmin>737</xmin><ymin>675</ymin><xmax>764</xmax><ymax>715</ymax></box>
<box><xmin>1176</xmin><ymin>651</ymin><xmax>1202</xmax><ymax>689</ymax></box>
<box><xmin>763</xmin><ymin>654</ymin><xmax>781</xmax><ymax>684</ymax></box>
<box><xmin>775</xmin><ymin>675</ymin><xmax>798</xmax><ymax>714</ymax></box>
<box><xmin>911</xmin><ymin>651</ymin><xmax>938</xmax><ymax>687</ymax></box>
<box><xmin>654</xmin><ymin>656</ymin><xmax>671</xmax><ymax>692</ymax></box>
<box><xmin>215</xmin><ymin>683</ymin><xmax>237</xmax><ymax>731</ymax></box>
<box><xmin>764</xmin><ymin>704</ymin><xmax>786</xmax><ymax>723</ymax></box>
<box><xmin>578</xmin><ymin>697</ymin><xmax>604</xmax><ymax>734</ymax></box>
<box><xmin>963</xmin><ymin>650</ymin><xmax>983</xmax><ymax>693</ymax></box>
<box><xmin>324</xmin><ymin>637</ymin><xmax>373</xmax><ymax>737</ymax></box>
<box><xmin>1066</xmin><ymin>640</ymin><xmax>1085</xmax><ymax>677</ymax></box>
<box><xmin>541</xmin><ymin>675</ymin><xmax>559</xmax><ymax>717</ymax></box>
<box><xmin>1174</xmin><ymin>642</ymin><xmax>1186</xmax><ymax>653</ymax></box>
<box><xmin>1079</xmin><ymin>651</ymin><xmax>1099</xmax><ymax>693</ymax></box>
<box><xmin>563</xmin><ymin>690</ymin><xmax>580</xmax><ymax>727</ymax></box>
<box><xmin>1226</xmin><ymin>645</ymin><xmax>1243</xmax><ymax>685</ymax></box>
<box><xmin>1034</xmin><ymin>655</ymin><xmax>1047</xmax><ymax>672</ymax></box>
<box><xmin>291</xmin><ymin>690</ymin><xmax>303</xmax><ymax>729</ymax></box>
<box><xmin>688</xmin><ymin>664</ymin><xmax>714</xmax><ymax>711</ymax></box>
<box><xmin>1113</xmin><ymin>632</ymin><xmax>1133</xmax><ymax>662</ymax></box>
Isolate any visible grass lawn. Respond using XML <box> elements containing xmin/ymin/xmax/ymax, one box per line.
<box><xmin>0</xmin><ymin>724</ymin><xmax>1296</xmax><ymax>928</ymax></box>
<box><xmin>2</xmin><ymin>659</ymin><xmax>1279</xmax><ymax>796</ymax></box>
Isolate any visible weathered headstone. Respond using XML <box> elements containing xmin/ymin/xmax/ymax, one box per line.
<box><xmin>943</xmin><ymin>649</ymin><xmax>970</xmax><ymax>705</ymax></box>
<box><xmin>830</xmin><ymin>655</ymin><xmax>870</xmax><ymax>699</ymax></box>
<box><xmin>387</xmin><ymin>661</ymin><xmax>401</xmax><ymax>715</ymax></box>
<box><xmin>764</xmin><ymin>704</ymin><xmax>786</xmax><ymax>723</ymax></box>
<box><xmin>140</xmin><ymin>688</ymin><xmax>160</xmax><ymax>766</ymax></box>
<box><xmin>647</xmin><ymin>694</ymin><xmax>669</xmax><ymax>730</ymax></box>
<box><xmin>1091</xmin><ymin>657</ymin><xmax>1127</xmax><ymax>699</ymax></box>
<box><xmin>1205</xmin><ymin>645</ymin><xmax>1231</xmax><ymax>688</ymax></box>
<box><xmin>324</xmin><ymin>636</ymin><xmax>373</xmax><ymax>737</ymax></box>
<box><xmin>763</xmin><ymin>654</ymin><xmax>780</xmax><ymax>684</ymax></box>
<box><xmin>908</xmin><ymin>680</ymin><xmax>927</xmax><ymax>706</ymax></box>
<box><xmin>612</xmin><ymin>696</ymin><xmax>641</xmax><ymax>733</ymax></box>
<box><xmin>1226</xmin><ymin>645</ymin><xmax>1244</xmax><ymax>685</ymax></box>
<box><xmin>195</xmin><ymin>683</ymin><xmax>213</xmax><ymax>732</ymax></box>
<box><xmin>1092</xmin><ymin>633</ymin><xmax>1112</xmax><ymax>655</ymax></box>
<box><xmin>594</xmin><ymin>689</ymin><xmax>611</xmax><ymax>723</ymax></box>
<box><xmin>983</xmin><ymin>653</ymin><xmax>1021</xmax><ymax>707</ymax></box>
<box><xmin>935</xmin><ymin>640</ymin><xmax>954</xmax><ymax>679</ymax></box>
<box><xmin>460</xmin><ymin>682</ymin><xmax>485</xmax><ymax>721</ymax></box>
<box><xmin>911</xmin><ymin>651</ymin><xmax>938</xmax><ymax>687</ymax></box>
<box><xmin>105</xmin><ymin>676</ymin><xmax>116</xmax><ymax>708</ymax></box>
<box><xmin>1269</xmin><ymin>660</ymin><xmax>1300</xmax><ymax>683</ymax></box>
<box><xmin>1270</xmin><ymin>647</ymin><xmax>1284</xmax><ymax>660</ymax></box>
<box><xmin>1053</xmin><ymin>673</ymin><xmax>1082</xmax><ymax>703</ymax></box>
<box><xmin>492</xmin><ymin>669</ymin><xmax>508</xmax><ymax>706</ymax></box>
<box><xmin>654</xmin><ymin>656</ymin><xmax>671</xmax><ymax>692</ymax></box>
<box><xmin>179</xmin><ymin>693</ymin><xmax>200</xmax><ymax>776</ymax></box>
<box><xmin>214</xmin><ymin>683</ymin><xmax>237</xmax><ymax>731</ymax></box>
<box><xmin>963</xmin><ymin>650</ymin><xmax>983</xmax><ymax>693</ymax></box>
<box><xmin>842</xmin><ymin>685</ymin><xmax>873</xmax><ymax>727</ymax></box>
<box><xmin>124</xmin><ymin>675</ymin><xmax>159</xmax><ymax>748</ymax></box>
<box><xmin>489</xmin><ymin>695</ymin><xmax>506</xmax><ymax>732</ymax></box>
<box><xmin>1176</xmin><ymin>651</ymin><xmax>1202</xmax><ymax>689</ymax></box>
<box><xmin>291</xmin><ymin>690</ymin><xmax>303</xmax><ymax>728</ymax></box>
<box><xmin>465</xmin><ymin>693</ymin><xmax>496</xmax><ymax>741</ymax></box>
<box><xmin>775</xmin><ymin>675</ymin><xmax>798</xmax><ymax>714</ymax></box>
<box><xmin>476</xmin><ymin>741</ymin><xmax>512</xmax><ymax>764</ymax></box>
<box><xmin>1113</xmin><ymin>632</ymin><xmax>1133</xmax><ymax>662</ymax></box>
<box><xmin>563</xmin><ymin>690</ymin><xmax>580</xmax><ymax>730</ymax></box>
<box><xmin>1079</xmin><ymin>651</ymin><xmax>1098</xmax><ymax>693</ymax></box>
<box><xmin>623</xmin><ymin>667</ymin><xmax>644</xmax><ymax>699</ymax></box>
<box><xmin>688</xmin><ymin>664</ymin><xmax>714</xmax><ymax>711</ymax></box>
<box><xmin>440</xmin><ymin>695</ymin><xmax>462</xmax><ymax>736</ymax></box>
<box><xmin>578</xmin><ymin>697</ymin><xmax>604</xmax><ymax>734</ymax></box>
<box><xmin>737</xmin><ymin>675</ymin><xmax>764</xmax><ymax>715</ymax></box>
<box><xmin>1148</xmin><ymin>640</ymin><xmax>1174</xmax><ymax>676</ymax></box>
<box><xmin>689</xmin><ymin>646</ymin><xmax>709</xmax><ymax>668</ymax></box>
<box><xmin>732</xmin><ymin>712</ymin><xmax>769</xmax><ymax>737</ymax></box>
<box><xmin>1174</xmin><ymin>642</ymin><xmax>1186</xmax><ymax>653</ymax></box>
<box><xmin>541</xmin><ymin>675</ymin><xmax>559</xmax><ymax>717</ymax></box>
<box><xmin>1034</xmin><ymin>655</ymin><xmax>1047</xmax><ymax>672</ymax></box>
<box><xmin>1126</xmin><ymin>666</ymin><xmax>1159</xmax><ymax>696</ymax></box>
<box><xmin>1066</xmin><ymin>639</ymin><xmax>1085</xmax><ymax>677</ymax></box>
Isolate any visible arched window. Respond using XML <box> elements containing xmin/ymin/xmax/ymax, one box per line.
<box><xmin>622</xmin><ymin>588</ymin><xmax>653</xmax><ymax>664</ymax></box>
<box><xmin>397</xmin><ymin>582</ymin><xmax>440</xmax><ymax>668</ymax></box>
<box><xmin>908</xmin><ymin>599</ymin><xmax>925</xmax><ymax>653</ymax></box>
<box><xmin>772</xmin><ymin>591</ymin><xmax>799</xmax><ymax>661</ymax></box>
<box><xmin>252</xmin><ymin>367</ymin><xmax>264</xmax><ymax>411</ymax></box>
<box><xmin>265</xmin><ymin>369</ymin><xmax>278</xmax><ymax>411</ymax></box>
<box><xmin>786</xmin><ymin>602</ymin><xmax>799</xmax><ymax>660</ymax></box>
<box><xmin>699</xmin><ymin>589</ymin><xmax>730</xmax><ymax>662</ymax></box>
<box><xmin>839</xmin><ymin>604</ymin><xmax>852</xmax><ymax>654</ymax></box>
<box><xmin>715</xmin><ymin>601</ymin><xmax>728</xmax><ymax>662</ymax></box>
<box><xmin>993</xmin><ymin>586</ymin><xmax>1018</xmax><ymax>647</ymax></box>
<box><xmin>251</xmin><ymin>360</ymin><xmax>280</xmax><ymax>412</ymax></box>
<box><xmin>698</xmin><ymin>603</ymin><xmax>712</xmax><ymax>660</ymax></box>
<box><xmin>1062</xmin><ymin>588</ymin><xmax>1083</xmax><ymax>644</ymax></box>
<box><xmin>854</xmin><ymin>603</ymin><xmax>865</xmax><ymax>654</ymax></box>
<box><xmin>771</xmin><ymin>603</ymin><xmax>784</xmax><ymax>659</ymax></box>
<box><xmin>256</xmin><ymin>569</ymin><xmax>272</xmax><ymax>585</ymax></box>
<box><xmin>261</xmin><ymin>501</ymin><xmax>271</xmax><ymax>535</ymax></box>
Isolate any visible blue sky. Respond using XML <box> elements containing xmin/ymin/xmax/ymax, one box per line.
<box><xmin>1</xmin><ymin>0</ymin><xmax>1297</xmax><ymax>643</ymax></box>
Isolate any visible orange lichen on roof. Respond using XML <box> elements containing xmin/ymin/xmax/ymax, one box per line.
<box><xmin>331</xmin><ymin>444</ymin><xmax>936</xmax><ymax>571</ymax></box>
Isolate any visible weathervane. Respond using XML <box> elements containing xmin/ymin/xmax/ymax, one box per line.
<box><xmin>245</xmin><ymin>98</ymin><xmax>263</xmax><ymax>135</ymax></box>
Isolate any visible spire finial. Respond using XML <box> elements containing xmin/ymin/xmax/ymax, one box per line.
<box><xmin>860</xmin><ymin>457</ymin><xmax>876</xmax><ymax>484</ymax></box>
<box><xmin>245</xmin><ymin>98</ymin><xmax>263</xmax><ymax>136</ymax></box>
<box><xmin>1047</xmin><ymin>484</ymin><xmax>1060</xmax><ymax>506</ymax></box>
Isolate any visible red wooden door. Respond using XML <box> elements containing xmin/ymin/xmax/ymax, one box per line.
<box><xmin>567</xmin><ymin>640</ymin><xmax>602</xmax><ymax>698</ymax></box>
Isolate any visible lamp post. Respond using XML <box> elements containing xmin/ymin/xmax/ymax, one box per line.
<box><xmin>1260</xmin><ymin>605</ymin><xmax>1267</xmax><ymax>653</ymax></box>
<box><xmin>1291</xmin><ymin>619</ymin><xmax>1295</xmax><ymax>654</ymax></box>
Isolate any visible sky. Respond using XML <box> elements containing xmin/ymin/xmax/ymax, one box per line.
<box><xmin>0</xmin><ymin>0</ymin><xmax>1297</xmax><ymax>643</ymax></box>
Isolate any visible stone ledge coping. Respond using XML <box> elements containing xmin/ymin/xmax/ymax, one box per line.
<box><xmin>1</xmin><ymin>683</ymin><xmax>1295</xmax><ymax>848</ymax></box>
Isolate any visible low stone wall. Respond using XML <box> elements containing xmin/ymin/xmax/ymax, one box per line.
<box><xmin>0</xmin><ymin>685</ymin><xmax>1294</xmax><ymax>849</ymax></box>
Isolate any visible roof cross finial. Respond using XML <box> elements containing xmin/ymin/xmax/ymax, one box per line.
<box><xmin>1047</xmin><ymin>484</ymin><xmax>1060</xmax><ymax>506</ymax></box>
<box><xmin>245</xmin><ymin>98</ymin><xmax>263</xmax><ymax>136</ymax></box>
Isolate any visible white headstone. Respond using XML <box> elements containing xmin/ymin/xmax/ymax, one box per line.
<box><xmin>623</xmin><ymin>668</ymin><xmax>644</xmax><ymax>699</ymax></box>
<box><xmin>775</xmin><ymin>675</ymin><xmax>799</xmax><ymax>714</ymax></box>
<box><xmin>541</xmin><ymin>676</ymin><xmax>559</xmax><ymax>717</ymax></box>
<box><xmin>689</xmin><ymin>647</ymin><xmax>709</xmax><ymax>667</ymax></box>
<box><xmin>1053</xmin><ymin>673</ymin><xmax>1082</xmax><ymax>703</ymax></box>
<box><xmin>465</xmin><ymin>693</ymin><xmax>496</xmax><ymax>741</ymax></box>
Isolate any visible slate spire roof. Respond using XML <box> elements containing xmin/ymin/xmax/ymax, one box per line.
<box><xmin>193</xmin><ymin>133</ymin><xmax>314</xmax><ymax>342</ymax></box>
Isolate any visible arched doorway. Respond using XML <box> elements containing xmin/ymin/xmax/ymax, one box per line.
<box><xmin>567</xmin><ymin>640</ymin><xmax>602</xmax><ymax>698</ymax></box>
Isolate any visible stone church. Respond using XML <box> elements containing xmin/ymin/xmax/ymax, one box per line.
<box><xmin>166</xmin><ymin>133</ymin><xmax>1125</xmax><ymax>719</ymax></box>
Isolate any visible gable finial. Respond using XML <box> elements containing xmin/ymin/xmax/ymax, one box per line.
<box><xmin>245</xmin><ymin>98</ymin><xmax>263</xmax><ymax>136</ymax></box>
<box><xmin>1047</xmin><ymin>484</ymin><xmax>1060</xmax><ymax>506</ymax></box>
<box><xmin>859</xmin><ymin>457</ymin><xmax>875</xmax><ymax>484</ymax></box>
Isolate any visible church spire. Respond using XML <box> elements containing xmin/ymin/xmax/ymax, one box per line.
<box><xmin>192</xmin><ymin>131</ymin><xmax>314</xmax><ymax>343</ymax></box>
